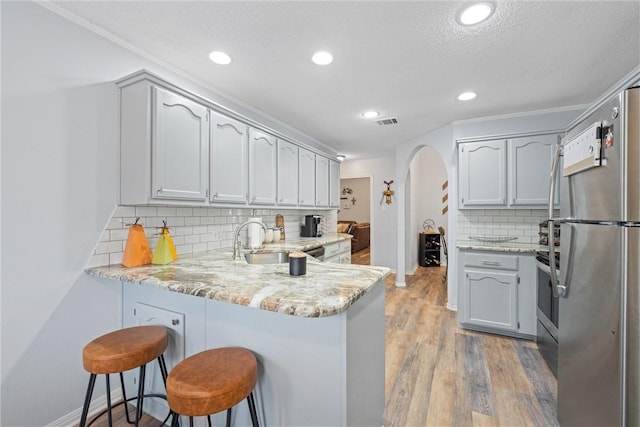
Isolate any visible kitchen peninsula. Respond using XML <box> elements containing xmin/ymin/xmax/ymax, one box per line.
<box><xmin>86</xmin><ymin>234</ymin><xmax>389</xmax><ymax>426</ymax></box>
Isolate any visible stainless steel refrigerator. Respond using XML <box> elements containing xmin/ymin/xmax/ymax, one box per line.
<box><xmin>548</xmin><ymin>86</ymin><xmax>640</xmax><ymax>426</ymax></box>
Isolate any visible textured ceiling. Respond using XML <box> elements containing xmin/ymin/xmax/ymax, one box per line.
<box><xmin>48</xmin><ymin>1</ymin><xmax>640</xmax><ymax>159</ymax></box>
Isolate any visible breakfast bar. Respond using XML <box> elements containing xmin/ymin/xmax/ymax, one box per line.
<box><xmin>86</xmin><ymin>241</ymin><xmax>389</xmax><ymax>426</ymax></box>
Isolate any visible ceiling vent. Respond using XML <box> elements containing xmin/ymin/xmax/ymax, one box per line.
<box><xmin>375</xmin><ymin>117</ymin><xmax>398</xmax><ymax>126</ymax></box>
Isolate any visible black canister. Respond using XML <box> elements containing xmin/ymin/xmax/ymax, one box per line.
<box><xmin>289</xmin><ymin>252</ymin><xmax>307</xmax><ymax>276</ymax></box>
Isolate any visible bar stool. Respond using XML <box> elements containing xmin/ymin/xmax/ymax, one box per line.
<box><xmin>167</xmin><ymin>347</ymin><xmax>260</xmax><ymax>427</ymax></box>
<box><xmin>79</xmin><ymin>325</ymin><xmax>169</xmax><ymax>427</ymax></box>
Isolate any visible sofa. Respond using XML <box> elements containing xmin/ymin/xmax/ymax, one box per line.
<box><xmin>338</xmin><ymin>221</ymin><xmax>370</xmax><ymax>253</ymax></box>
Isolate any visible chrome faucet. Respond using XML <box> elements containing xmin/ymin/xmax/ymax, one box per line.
<box><xmin>232</xmin><ymin>219</ymin><xmax>268</xmax><ymax>260</ymax></box>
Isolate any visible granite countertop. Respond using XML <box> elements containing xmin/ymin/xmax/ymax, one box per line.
<box><xmin>86</xmin><ymin>233</ymin><xmax>390</xmax><ymax>318</ymax></box>
<box><xmin>456</xmin><ymin>240</ymin><xmax>551</xmax><ymax>253</ymax></box>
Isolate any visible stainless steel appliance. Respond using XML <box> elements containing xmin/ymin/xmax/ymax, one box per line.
<box><xmin>536</xmin><ymin>250</ymin><xmax>559</xmax><ymax>376</ymax></box>
<box><xmin>300</xmin><ymin>215</ymin><xmax>322</xmax><ymax>237</ymax></box>
<box><xmin>548</xmin><ymin>86</ymin><xmax>640</xmax><ymax>426</ymax></box>
<box><xmin>303</xmin><ymin>246</ymin><xmax>325</xmax><ymax>261</ymax></box>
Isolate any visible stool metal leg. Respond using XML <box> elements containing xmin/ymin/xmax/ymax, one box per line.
<box><xmin>134</xmin><ymin>364</ymin><xmax>146</xmax><ymax>427</ymax></box>
<box><xmin>188</xmin><ymin>417</ymin><xmax>194</xmax><ymax>427</ymax></box>
<box><xmin>208</xmin><ymin>415</ymin><xmax>213</xmax><ymax>427</ymax></box>
<box><xmin>225</xmin><ymin>408</ymin><xmax>231</xmax><ymax>427</ymax></box>
<box><xmin>105</xmin><ymin>374</ymin><xmax>113</xmax><ymax>427</ymax></box>
<box><xmin>79</xmin><ymin>374</ymin><xmax>97</xmax><ymax>427</ymax></box>
<box><xmin>119</xmin><ymin>372</ymin><xmax>134</xmax><ymax>424</ymax></box>
<box><xmin>247</xmin><ymin>392</ymin><xmax>259</xmax><ymax>427</ymax></box>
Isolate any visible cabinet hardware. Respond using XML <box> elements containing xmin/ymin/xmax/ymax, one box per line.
<box><xmin>461</xmin><ymin>198</ymin><xmax>465</xmax><ymax>204</ymax></box>
<box><xmin>481</xmin><ymin>261</ymin><xmax>501</xmax><ymax>266</ymax></box>
<box><xmin>517</xmin><ymin>321</ymin><xmax>520</xmax><ymax>329</ymax></box>
<box><xmin>172</xmin><ymin>319</ymin><xmax>180</xmax><ymax>326</ymax></box>
<box><xmin>133</xmin><ymin>308</ymin><xmax>136</xmax><ymax>316</ymax></box>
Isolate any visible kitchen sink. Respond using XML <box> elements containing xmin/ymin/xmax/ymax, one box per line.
<box><xmin>244</xmin><ymin>251</ymin><xmax>289</xmax><ymax>264</ymax></box>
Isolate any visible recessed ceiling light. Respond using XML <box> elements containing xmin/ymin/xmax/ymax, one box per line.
<box><xmin>458</xmin><ymin>2</ymin><xmax>494</xmax><ymax>25</ymax></box>
<box><xmin>337</xmin><ymin>155</ymin><xmax>346</xmax><ymax>162</ymax></box>
<box><xmin>312</xmin><ymin>51</ymin><xmax>333</xmax><ymax>65</ymax></box>
<box><xmin>458</xmin><ymin>92</ymin><xmax>477</xmax><ymax>101</ymax></box>
<box><xmin>209</xmin><ymin>51</ymin><xmax>231</xmax><ymax>65</ymax></box>
<box><xmin>361</xmin><ymin>111</ymin><xmax>380</xmax><ymax>119</ymax></box>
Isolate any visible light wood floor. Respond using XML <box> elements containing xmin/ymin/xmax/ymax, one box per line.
<box><xmin>351</xmin><ymin>246</ymin><xmax>370</xmax><ymax>265</ymax></box>
<box><xmin>384</xmin><ymin>266</ymin><xmax>559</xmax><ymax>426</ymax></box>
<box><xmin>86</xmin><ymin>264</ymin><xmax>558</xmax><ymax>427</ymax></box>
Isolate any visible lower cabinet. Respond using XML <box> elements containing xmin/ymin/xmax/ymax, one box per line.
<box><xmin>122</xmin><ymin>284</ymin><xmax>206</xmax><ymax>422</ymax></box>
<box><xmin>458</xmin><ymin>250</ymin><xmax>536</xmax><ymax>338</ymax></box>
<box><xmin>324</xmin><ymin>240</ymin><xmax>351</xmax><ymax>264</ymax></box>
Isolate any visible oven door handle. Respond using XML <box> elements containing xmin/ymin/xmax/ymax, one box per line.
<box><xmin>548</xmin><ymin>140</ymin><xmax>566</xmax><ymax>298</ymax></box>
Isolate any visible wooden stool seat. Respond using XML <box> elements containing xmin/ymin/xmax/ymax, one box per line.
<box><xmin>167</xmin><ymin>348</ymin><xmax>258</xmax><ymax>417</ymax></box>
<box><xmin>83</xmin><ymin>325</ymin><xmax>169</xmax><ymax>374</ymax></box>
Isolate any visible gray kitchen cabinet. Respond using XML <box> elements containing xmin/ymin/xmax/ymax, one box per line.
<box><xmin>459</xmin><ymin>133</ymin><xmax>560</xmax><ymax>209</ymax></box>
<box><xmin>509</xmin><ymin>134</ymin><xmax>559</xmax><ymax>206</ymax></box>
<box><xmin>458</xmin><ymin>139</ymin><xmax>507</xmax><ymax>207</ymax></box>
<box><xmin>120</xmin><ymin>82</ymin><xmax>210</xmax><ymax>205</ymax></box>
<box><xmin>118</xmin><ymin>71</ymin><xmax>338</xmax><ymax>210</ymax></box>
<box><xmin>329</xmin><ymin>160</ymin><xmax>341</xmax><ymax>208</ymax></box>
<box><xmin>299</xmin><ymin>147</ymin><xmax>316</xmax><ymax>207</ymax></box>
<box><xmin>315</xmin><ymin>155</ymin><xmax>330</xmax><ymax>207</ymax></box>
<box><xmin>209</xmin><ymin>111</ymin><xmax>248</xmax><ymax>204</ymax></box>
<box><xmin>277</xmin><ymin>139</ymin><xmax>299</xmax><ymax>206</ymax></box>
<box><xmin>324</xmin><ymin>240</ymin><xmax>351</xmax><ymax>264</ymax></box>
<box><xmin>249</xmin><ymin>128</ymin><xmax>277</xmax><ymax>205</ymax></box>
<box><xmin>458</xmin><ymin>250</ymin><xmax>536</xmax><ymax>338</ymax></box>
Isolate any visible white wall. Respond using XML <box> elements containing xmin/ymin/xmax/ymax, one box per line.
<box><xmin>339</xmin><ymin>158</ymin><xmax>396</xmax><ymax>269</ymax></box>
<box><xmin>338</xmin><ymin>178</ymin><xmax>370</xmax><ymax>223</ymax></box>
<box><xmin>0</xmin><ymin>3</ymin><xmax>331</xmax><ymax>425</ymax></box>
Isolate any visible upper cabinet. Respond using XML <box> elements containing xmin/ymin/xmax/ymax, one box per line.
<box><xmin>118</xmin><ymin>71</ymin><xmax>338</xmax><ymax>209</ymax></box>
<box><xmin>299</xmin><ymin>148</ymin><xmax>316</xmax><ymax>207</ymax></box>
<box><xmin>121</xmin><ymin>83</ymin><xmax>209</xmax><ymax>205</ymax></box>
<box><xmin>277</xmin><ymin>139</ymin><xmax>299</xmax><ymax>206</ymax></box>
<box><xmin>509</xmin><ymin>134</ymin><xmax>559</xmax><ymax>206</ymax></box>
<box><xmin>459</xmin><ymin>139</ymin><xmax>507</xmax><ymax>207</ymax></box>
<box><xmin>329</xmin><ymin>160</ymin><xmax>340</xmax><ymax>208</ymax></box>
<box><xmin>315</xmin><ymin>155</ymin><xmax>330</xmax><ymax>207</ymax></box>
<box><xmin>459</xmin><ymin>133</ymin><xmax>560</xmax><ymax>209</ymax></box>
<box><xmin>249</xmin><ymin>128</ymin><xmax>277</xmax><ymax>205</ymax></box>
<box><xmin>209</xmin><ymin>111</ymin><xmax>248</xmax><ymax>204</ymax></box>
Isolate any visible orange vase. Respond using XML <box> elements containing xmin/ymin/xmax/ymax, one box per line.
<box><xmin>122</xmin><ymin>223</ymin><xmax>153</xmax><ymax>267</ymax></box>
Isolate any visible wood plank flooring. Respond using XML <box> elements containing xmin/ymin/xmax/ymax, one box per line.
<box><xmin>82</xmin><ymin>264</ymin><xmax>558</xmax><ymax>427</ymax></box>
<box><xmin>384</xmin><ymin>266</ymin><xmax>559</xmax><ymax>426</ymax></box>
<box><xmin>351</xmin><ymin>246</ymin><xmax>370</xmax><ymax>265</ymax></box>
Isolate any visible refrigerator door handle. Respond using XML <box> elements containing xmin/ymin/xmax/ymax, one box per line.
<box><xmin>548</xmin><ymin>140</ymin><xmax>565</xmax><ymax>297</ymax></box>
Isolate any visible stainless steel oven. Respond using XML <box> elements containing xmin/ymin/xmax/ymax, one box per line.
<box><xmin>536</xmin><ymin>251</ymin><xmax>559</xmax><ymax>376</ymax></box>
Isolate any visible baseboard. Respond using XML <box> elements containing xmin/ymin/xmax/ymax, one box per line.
<box><xmin>47</xmin><ymin>388</ymin><xmax>123</xmax><ymax>427</ymax></box>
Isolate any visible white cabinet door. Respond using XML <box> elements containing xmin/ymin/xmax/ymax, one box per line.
<box><xmin>509</xmin><ymin>134</ymin><xmax>558</xmax><ymax>206</ymax></box>
<box><xmin>299</xmin><ymin>148</ymin><xmax>316</xmax><ymax>207</ymax></box>
<box><xmin>461</xmin><ymin>269</ymin><xmax>518</xmax><ymax>332</ymax></box>
<box><xmin>249</xmin><ymin>128</ymin><xmax>277</xmax><ymax>205</ymax></box>
<box><xmin>277</xmin><ymin>140</ymin><xmax>299</xmax><ymax>206</ymax></box>
<box><xmin>315</xmin><ymin>155</ymin><xmax>330</xmax><ymax>207</ymax></box>
<box><xmin>329</xmin><ymin>160</ymin><xmax>341</xmax><ymax>208</ymax></box>
<box><xmin>209</xmin><ymin>111</ymin><xmax>248</xmax><ymax>204</ymax></box>
<box><xmin>458</xmin><ymin>139</ymin><xmax>507</xmax><ymax>208</ymax></box>
<box><xmin>152</xmin><ymin>87</ymin><xmax>209</xmax><ymax>202</ymax></box>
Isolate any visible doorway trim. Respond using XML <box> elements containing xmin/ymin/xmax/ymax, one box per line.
<box><xmin>339</xmin><ymin>173</ymin><xmax>374</xmax><ymax>265</ymax></box>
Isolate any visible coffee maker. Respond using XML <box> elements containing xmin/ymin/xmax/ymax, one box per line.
<box><xmin>300</xmin><ymin>215</ymin><xmax>322</xmax><ymax>237</ymax></box>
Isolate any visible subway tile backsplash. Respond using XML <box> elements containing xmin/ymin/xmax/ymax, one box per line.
<box><xmin>87</xmin><ymin>206</ymin><xmax>337</xmax><ymax>268</ymax></box>
<box><xmin>457</xmin><ymin>209</ymin><xmax>551</xmax><ymax>244</ymax></box>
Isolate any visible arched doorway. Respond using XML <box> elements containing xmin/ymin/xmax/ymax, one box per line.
<box><xmin>405</xmin><ymin>146</ymin><xmax>449</xmax><ymax>276</ymax></box>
